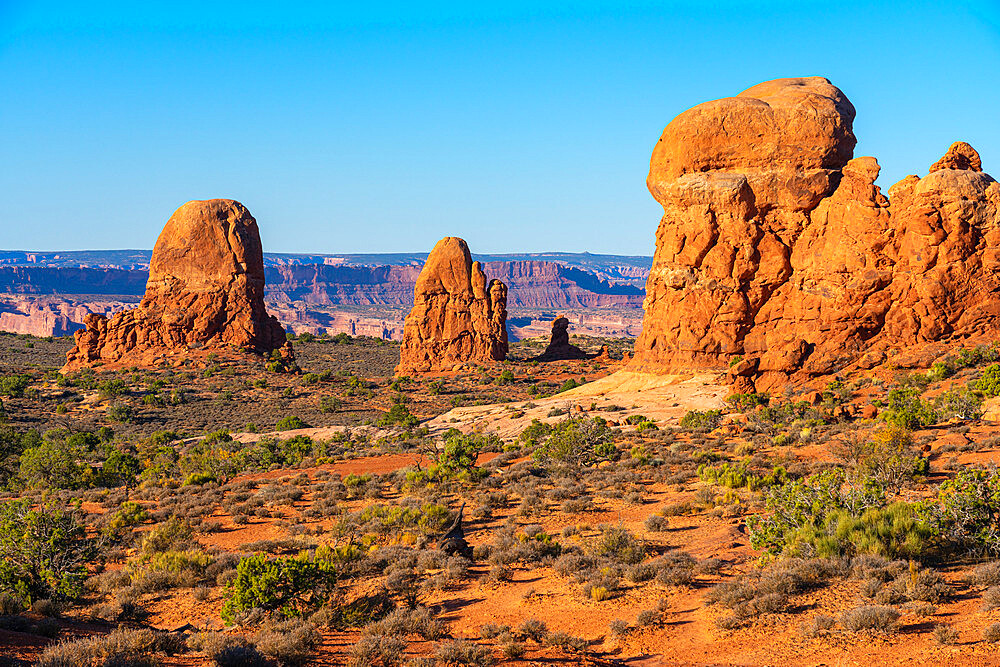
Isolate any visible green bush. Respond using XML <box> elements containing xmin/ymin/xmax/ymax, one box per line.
<box><xmin>0</xmin><ymin>499</ymin><xmax>93</xmax><ymax>604</ymax></box>
<box><xmin>221</xmin><ymin>552</ymin><xmax>338</xmax><ymax>623</ymax></box>
<box><xmin>276</xmin><ymin>415</ymin><xmax>310</xmax><ymax>431</ymax></box>
<box><xmin>975</xmin><ymin>364</ymin><xmax>1000</xmax><ymax>397</ymax></box>
<box><xmin>497</xmin><ymin>369</ymin><xmax>516</xmax><ymax>385</ymax></box>
<box><xmin>698</xmin><ymin>460</ymin><xmax>787</xmax><ymax>491</ymax></box>
<box><xmin>0</xmin><ymin>375</ymin><xmax>30</xmax><ymax>398</ymax></box>
<box><xmin>726</xmin><ymin>392</ymin><xmax>770</xmax><ymax>412</ymax></box>
<box><xmin>106</xmin><ymin>401</ymin><xmax>136</xmax><ymax>424</ymax></box>
<box><xmin>880</xmin><ymin>386</ymin><xmax>937</xmax><ymax>429</ymax></box>
<box><xmin>532</xmin><ymin>417</ymin><xmax>615</xmax><ymax>466</ymax></box>
<box><xmin>377</xmin><ymin>403</ymin><xmax>418</xmax><ymax>428</ymax></box>
<box><xmin>935</xmin><ymin>467</ymin><xmax>1000</xmax><ymax>556</ymax></box>
<box><xmin>680</xmin><ymin>409</ymin><xmax>723</xmax><ymax>430</ymax></box>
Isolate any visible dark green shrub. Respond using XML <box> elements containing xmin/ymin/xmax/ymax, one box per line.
<box><xmin>680</xmin><ymin>409</ymin><xmax>723</xmax><ymax>430</ymax></box>
<box><xmin>221</xmin><ymin>553</ymin><xmax>339</xmax><ymax>623</ymax></box>
<box><xmin>276</xmin><ymin>416</ymin><xmax>310</xmax><ymax>431</ymax></box>
<box><xmin>377</xmin><ymin>403</ymin><xmax>418</xmax><ymax>428</ymax></box>
<box><xmin>0</xmin><ymin>500</ymin><xmax>92</xmax><ymax>604</ymax></box>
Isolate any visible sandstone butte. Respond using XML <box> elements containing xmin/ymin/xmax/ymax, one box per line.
<box><xmin>62</xmin><ymin>199</ymin><xmax>291</xmax><ymax>372</ymax></box>
<box><xmin>629</xmin><ymin>76</ymin><xmax>1000</xmax><ymax>392</ymax></box>
<box><xmin>536</xmin><ymin>316</ymin><xmax>588</xmax><ymax>361</ymax></box>
<box><xmin>395</xmin><ymin>237</ymin><xmax>508</xmax><ymax>375</ymax></box>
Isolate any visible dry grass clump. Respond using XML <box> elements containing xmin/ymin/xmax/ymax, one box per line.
<box><xmin>37</xmin><ymin>628</ymin><xmax>183</xmax><ymax>667</ymax></box>
<box><xmin>839</xmin><ymin>605</ymin><xmax>901</xmax><ymax>633</ymax></box>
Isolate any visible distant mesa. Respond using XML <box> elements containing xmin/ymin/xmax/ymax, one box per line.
<box><xmin>62</xmin><ymin>199</ymin><xmax>291</xmax><ymax>372</ymax></box>
<box><xmin>535</xmin><ymin>316</ymin><xmax>588</xmax><ymax>361</ymax></box>
<box><xmin>630</xmin><ymin>76</ymin><xmax>1000</xmax><ymax>391</ymax></box>
<box><xmin>395</xmin><ymin>237</ymin><xmax>508</xmax><ymax>375</ymax></box>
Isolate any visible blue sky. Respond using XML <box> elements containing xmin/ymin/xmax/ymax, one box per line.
<box><xmin>2</xmin><ymin>1</ymin><xmax>998</xmax><ymax>255</ymax></box>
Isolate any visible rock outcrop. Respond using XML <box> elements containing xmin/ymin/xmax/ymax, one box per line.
<box><xmin>631</xmin><ymin>77</ymin><xmax>1000</xmax><ymax>391</ymax></box>
<box><xmin>536</xmin><ymin>316</ymin><xmax>588</xmax><ymax>361</ymax></box>
<box><xmin>63</xmin><ymin>200</ymin><xmax>290</xmax><ymax>371</ymax></box>
<box><xmin>396</xmin><ymin>237</ymin><xmax>507</xmax><ymax>374</ymax></box>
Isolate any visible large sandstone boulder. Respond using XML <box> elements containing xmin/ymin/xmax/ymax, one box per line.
<box><xmin>63</xmin><ymin>200</ymin><xmax>290</xmax><ymax>371</ymax></box>
<box><xmin>395</xmin><ymin>237</ymin><xmax>508</xmax><ymax>374</ymax></box>
<box><xmin>632</xmin><ymin>77</ymin><xmax>1000</xmax><ymax>390</ymax></box>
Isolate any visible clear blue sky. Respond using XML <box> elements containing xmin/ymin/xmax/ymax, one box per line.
<box><xmin>2</xmin><ymin>1</ymin><xmax>998</xmax><ymax>255</ymax></box>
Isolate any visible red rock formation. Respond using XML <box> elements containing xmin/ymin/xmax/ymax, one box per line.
<box><xmin>631</xmin><ymin>77</ymin><xmax>1000</xmax><ymax>390</ymax></box>
<box><xmin>396</xmin><ymin>237</ymin><xmax>507</xmax><ymax>374</ymax></box>
<box><xmin>63</xmin><ymin>200</ymin><xmax>290</xmax><ymax>371</ymax></box>
<box><xmin>536</xmin><ymin>316</ymin><xmax>588</xmax><ymax>361</ymax></box>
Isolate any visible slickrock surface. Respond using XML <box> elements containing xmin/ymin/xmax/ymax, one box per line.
<box><xmin>395</xmin><ymin>237</ymin><xmax>508</xmax><ymax>374</ymax></box>
<box><xmin>536</xmin><ymin>316</ymin><xmax>588</xmax><ymax>361</ymax></box>
<box><xmin>631</xmin><ymin>76</ymin><xmax>1000</xmax><ymax>391</ymax></box>
<box><xmin>63</xmin><ymin>200</ymin><xmax>289</xmax><ymax>371</ymax></box>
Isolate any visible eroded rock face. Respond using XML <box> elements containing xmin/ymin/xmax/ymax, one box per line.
<box><xmin>63</xmin><ymin>200</ymin><xmax>289</xmax><ymax>371</ymax></box>
<box><xmin>632</xmin><ymin>77</ymin><xmax>1000</xmax><ymax>390</ymax></box>
<box><xmin>395</xmin><ymin>237</ymin><xmax>507</xmax><ymax>374</ymax></box>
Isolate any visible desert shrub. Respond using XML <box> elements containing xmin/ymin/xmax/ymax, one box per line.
<box><xmin>934</xmin><ymin>467</ymin><xmax>1000</xmax><ymax>556</ymax></box>
<box><xmin>319</xmin><ymin>396</ymin><xmax>342</xmax><ymax>413</ymax></box>
<box><xmin>348</xmin><ymin>633</ymin><xmax>405</xmax><ymax>667</ymax></box>
<box><xmin>985</xmin><ymin>622</ymin><xmax>1000</xmax><ymax>643</ymax></box>
<box><xmin>0</xmin><ymin>499</ymin><xmax>92</xmax><ymax>604</ymax></box>
<box><xmin>933</xmin><ymin>623</ymin><xmax>958</xmax><ymax>645</ymax></box>
<box><xmin>935</xmin><ymin>388</ymin><xmax>983</xmax><ymax>420</ymax></box>
<box><xmin>221</xmin><ymin>552</ymin><xmax>338</xmax><ymax>623</ymax></box>
<box><xmin>975</xmin><ymin>363</ymin><xmax>1000</xmax><ymax>396</ymax></box>
<box><xmin>497</xmin><ymin>369</ymin><xmax>515</xmax><ymax>385</ymax></box>
<box><xmin>104</xmin><ymin>501</ymin><xmax>149</xmax><ymax>534</ymax></box>
<box><xmin>253</xmin><ymin>617</ymin><xmax>320</xmax><ymax>665</ymax></box>
<box><xmin>839</xmin><ymin>605</ymin><xmax>900</xmax><ymax>633</ymax></box>
<box><xmin>591</xmin><ymin>525</ymin><xmax>644</xmax><ymax>564</ymax></box>
<box><xmin>518</xmin><ymin>617</ymin><xmax>548</xmax><ymax>641</ymax></box>
<box><xmin>697</xmin><ymin>460</ymin><xmax>788</xmax><ymax>491</ymax></box>
<box><xmin>803</xmin><ymin>613</ymin><xmax>836</xmax><ymax>637</ymax></box>
<box><xmin>37</xmin><ymin>627</ymin><xmax>180</xmax><ymax>667</ymax></box>
<box><xmin>982</xmin><ymin>586</ymin><xmax>1000</xmax><ymax>611</ymax></box>
<box><xmin>106</xmin><ymin>401</ymin><xmax>136</xmax><ymax>424</ymax></box>
<box><xmin>0</xmin><ymin>374</ymin><xmax>30</xmax><ymax>398</ymax></box>
<box><xmin>214</xmin><ymin>644</ymin><xmax>274</xmax><ymax>667</ymax></box>
<box><xmin>434</xmin><ymin>639</ymin><xmax>495</xmax><ymax>666</ymax></box>
<box><xmin>726</xmin><ymin>392</ymin><xmax>770</xmax><ymax>412</ymax></box>
<box><xmin>880</xmin><ymin>385</ymin><xmax>937</xmax><ymax>429</ymax></box>
<box><xmin>18</xmin><ymin>433</ymin><xmax>94</xmax><ymax>489</ymax></box>
<box><xmin>680</xmin><ymin>409</ymin><xmax>722</xmax><ymax>430</ymax></box>
<box><xmin>971</xmin><ymin>561</ymin><xmax>1000</xmax><ymax>587</ymax></box>
<box><xmin>276</xmin><ymin>415</ymin><xmax>310</xmax><ymax>431</ymax></box>
<box><xmin>142</xmin><ymin>516</ymin><xmax>195</xmax><ymax>554</ymax></box>
<box><xmin>707</xmin><ymin>557</ymin><xmax>841</xmax><ymax>622</ymax></box>
<box><xmin>836</xmin><ymin>425</ymin><xmax>926</xmax><ymax>492</ymax></box>
<box><xmin>532</xmin><ymin>417</ymin><xmax>616</xmax><ymax>466</ymax></box>
<box><xmin>378</xmin><ymin>402</ymin><xmax>419</xmax><ymax>428</ymax></box>
<box><xmin>97</xmin><ymin>379</ymin><xmax>129</xmax><ymax>398</ymax></box>
<box><xmin>556</xmin><ymin>378</ymin><xmax>580</xmax><ymax>393</ymax></box>
<box><xmin>748</xmin><ymin>469</ymin><xmax>902</xmax><ymax>557</ymax></box>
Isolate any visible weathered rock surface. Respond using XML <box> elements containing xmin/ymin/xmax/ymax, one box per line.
<box><xmin>63</xmin><ymin>200</ymin><xmax>289</xmax><ymax>371</ymax></box>
<box><xmin>536</xmin><ymin>316</ymin><xmax>588</xmax><ymax>361</ymax></box>
<box><xmin>632</xmin><ymin>77</ymin><xmax>1000</xmax><ymax>390</ymax></box>
<box><xmin>396</xmin><ymin>237</ymin><xmax>508</xmax><ymax>374</ymax></box>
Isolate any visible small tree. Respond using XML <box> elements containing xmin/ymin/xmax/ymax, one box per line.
<box><xmin>0</xmin><ymin>499</ymin><xmax>93</xmax><ymax>604</ymax></box>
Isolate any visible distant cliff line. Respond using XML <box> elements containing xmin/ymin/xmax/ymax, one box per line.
<box><xmin>0</xmin><ymin>259</ymin><xmax>648</xmax><ymax>309</ymax></box>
